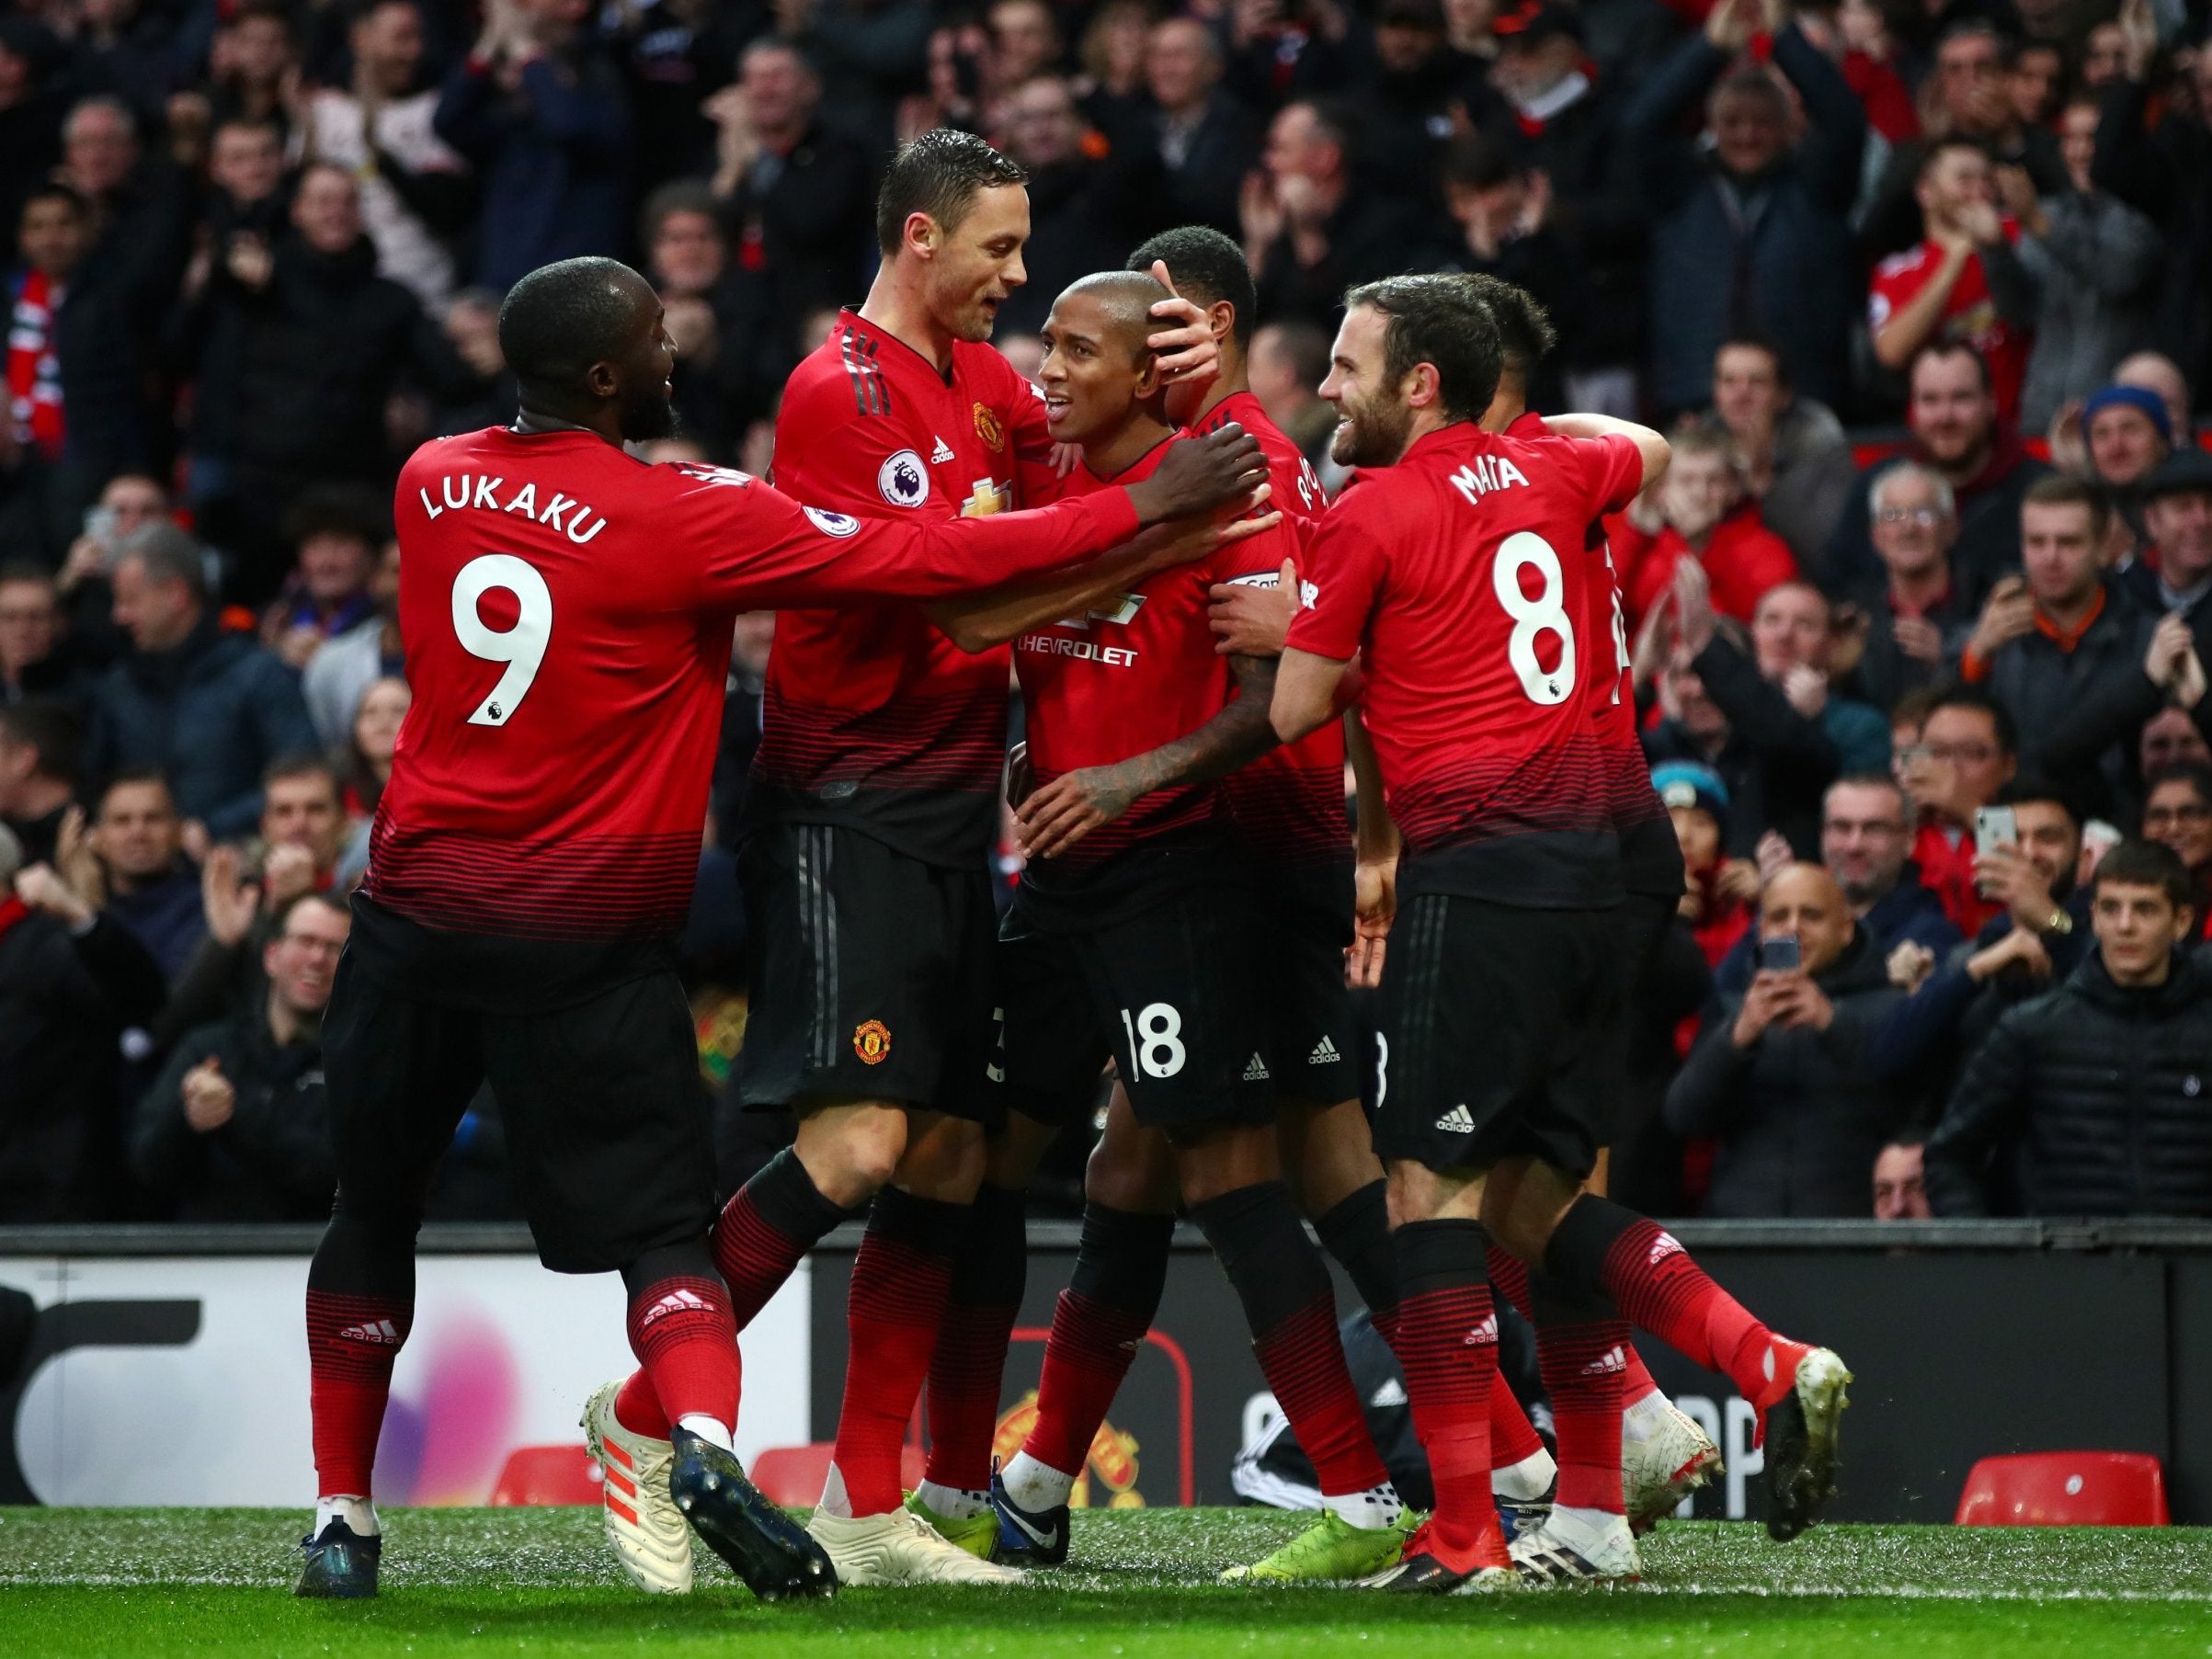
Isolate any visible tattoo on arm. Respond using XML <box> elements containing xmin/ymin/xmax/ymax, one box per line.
<box><xmin>1101</xmin><ymin>653</ymin><xmax>1282</xmax><ymax>801</ymax></box>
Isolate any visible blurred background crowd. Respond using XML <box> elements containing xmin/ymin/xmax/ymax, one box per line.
<box><xmin>3</xmin><ymin>0</ymin><xmax>2212</xmax><ymax>1229</ymax></box>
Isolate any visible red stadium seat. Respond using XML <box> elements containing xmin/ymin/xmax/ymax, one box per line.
<box><xmin>748</xmin><ymin>1442</ymin><xmax>927</xmax><ymax>1507</ymax></box>
<box><xmin>489</xmin><ymin>1445</ymin><xmax>605</xmax><ymax>1506</ymax></box>
<box><xmin>1954</xmin><ymin>1452</ymin><xmax>2170</xmax><ymax>1526</ymax></box>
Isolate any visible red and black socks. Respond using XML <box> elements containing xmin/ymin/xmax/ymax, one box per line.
<box><xmin>1391</xmin><ymin>1218</ymin><xmax>1504</xmax><ymax>1562</ymax></box>
<box><xmin>1530</xmin><ymin>1272</ymin><xmax>1628</xmax><ymax>1518</ymax></box>
<box><xmin>304</xmin><ymin>1212</ymin><xmax>418</xmax><ymax>1512</ymax></box>
<box><xmin>825</xmin><ymin>1185</ymin><xmax>964</xmax><ymax>1517</ymax></box>
<box><xmin>919</xmin><ymin>1181</ymin><xmax>1028</xmax><ymax>1507</ymax></box>
<box><xmin>1003</xmin><ymin>1202</ymin><xmax>1173</xmax><ymax>1510</ymax></box>
<box><xmin>1314</xmin><ymin>1179</ymin><xmax>1400</xmax><ymax>1351</ymax></box>
<box><xmin>621</xmin><ymin>1244</ymin><xmax>740</xmax><ymax>1449</ymax></box>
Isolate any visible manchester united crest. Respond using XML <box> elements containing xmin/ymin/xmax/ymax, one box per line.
<box><xmin>853</xmin><ymin>1019</ymin><xmax>893</xmax><ymax>1064</ymax></box>
<box><xmin>974</xmin><ymin>402</ymin><xmax>1005</xmax><ymax>451</ymax></box>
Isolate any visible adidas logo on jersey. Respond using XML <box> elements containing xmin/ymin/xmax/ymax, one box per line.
<box><xmin>1434</xmin><ymin>1103</ymin><xmax>1476</xmax><ymax>1133</ymax></box>
<box><xmin>930</xmin><ymin>435</ymin><xmax>955</xmax><ymax>463</ymax></box>
<box><xmin>1648</xmin><ymin>1231</ymin><xmax>1684</xmax><ymax>1267</ymax></box>
<box><xmin>1307</xmin><ymin>1036</ymin><xmax>1341</xmax><ymax>1064</ymax></box>
<box><xmin>640</xmin><ymin>1288</ymin><xmax>713</xmax><ymax>1327</ymax></box>
<box><xmin>338</xmin><ymin>1319</ymin><xmax>402</xmax><ymax>1346</ymax></box>
<box><xmin>1242</xmin><ymin>1053</ymin><xmax>1271</xmax><ymax>1082</ymax></box>
<box><xmin>1581</xmin><ymin>1345</ymin><xmax>1628</xmax><ymax>1378</ymax></box>
<box><xmin>1464</xmin><ymin>1313</ymin><xmax>1498</xmax><ymax>1347</ymax></box>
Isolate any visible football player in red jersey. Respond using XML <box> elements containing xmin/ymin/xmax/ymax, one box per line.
<box><xmin>592</xmin><ymin>131</ymin><xmax>1259</xmax><ymax>1589</ymax></box>
<box><xmin>294</xmin><ymin>255</ymin><xmax>1265</xmax><ymax>1601</ymax></box>
<box><xmin>1273</xmin><ymin>276</ymin><xmax>1852</xmax><ymax>1592</ymax></box>
<box><xmin>1461</xmin><ymin>272</ymin><xmax>1722</xmax><ymax>1535</ymax></box>
<box><xmin>979</xmin><ymin>270</ymin><xmax>1410</xmax><ymax>1584</ymax></box>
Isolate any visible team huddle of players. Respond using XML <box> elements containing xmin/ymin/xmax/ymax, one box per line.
<box><xmin>293</xmin><ymin>125</ymin><xmax>1850</xmax><ymax>1604</ymax></box>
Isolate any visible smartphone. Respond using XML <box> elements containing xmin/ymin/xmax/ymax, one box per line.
<box><xmin>1760</xmin><ymin>936</ymin><xmax>1801</xmax><ymax>973</ymax></box>
<box><xmin>1975</xmin><ymin>805</ymin><xmax>2018</xmax><ymax>853</ymax></box>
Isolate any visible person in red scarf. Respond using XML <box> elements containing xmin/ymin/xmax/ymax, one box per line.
<box><xmin>1614</xmin><ymin>423</ymin><xmax>1797</xmax><ymax>633</ymax></box>
<box><xmin>6</xmin><ymin>184</ymin><xmax>85</xmax><ymax>467</ymax></box>
<box><xmin>1896</xmin><ymin>683</ymin><xmax>2017</xmax><ymax>936</ymax></box>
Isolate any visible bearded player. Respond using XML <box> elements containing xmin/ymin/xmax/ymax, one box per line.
<box><xmin>1272</xmin><ymin>276</ymin><xmax>1851</xmax><ymax>1591</ymax></box>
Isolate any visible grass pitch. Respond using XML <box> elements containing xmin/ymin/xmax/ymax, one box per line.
<box><xmin>2</xmin><ymin>1506</ymin><xmax>2208</xmax><ymax>1657</ymax></box>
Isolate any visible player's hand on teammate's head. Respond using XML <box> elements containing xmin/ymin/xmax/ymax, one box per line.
<box><xmin>1145</xmin><ymin>259</ymin><xmax>1224</xmax><ymax>426</ymax></box>
<box><xmin>1209</xmin><ymin>555</ymin><xmax>1298</xmax><ymax>657</ymax></box>
<box><xmin>1124</xmin><ymin>424</ymin><xmax>1267</xmax><ymax>524</ymax></box>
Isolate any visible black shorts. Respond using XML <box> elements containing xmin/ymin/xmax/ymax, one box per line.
<box><xmin>732</xmin><ymin>823</ymin><xmax>999</xmax><ymax>1119</ymax></box>
<box><xmin>1249</xmin><ymin>866</ymin><xmax>1362</xmax><ymax>1107</ymax></box>
<box><xmin>324</xmin><ymin>951</ymin><xmax>713</xmax><ymax>1275</ymax></box>
<box><xmin>1373</xmin><ymin>895</ymin><xmax>1621</xmax><ymax>1179</ymax></box>
<box><xmin>1593</xmin><ymin>892</ymin><xmax>1680</xmax><ymax>1146</ymax></box>
<box><xmin>996</xmin><ymin>883</ymin><xmax>1273</xmax><ymax>1136</ymax></box>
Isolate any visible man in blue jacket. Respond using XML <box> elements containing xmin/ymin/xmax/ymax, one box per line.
<box><xmin>85</xmin><ymin>524</ymin><xmax>316</xmax><ymax>844</ymax></box>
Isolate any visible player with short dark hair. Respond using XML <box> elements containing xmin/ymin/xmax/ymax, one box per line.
<box><xmin>590</xmin><ymin>134</ymin><xmax>1252</xmax><ymax>1589</ymax></box>
<box><xmin>1273</xmin><ymin>274</ymin><xmax>1850</xmax><ymax>1591</ymax></box>
<box><xmin>985</xmin><ymin>267</ymin><xmax>1409</xmax><ymax>1585</ymax></box>
<box><xmin>296</xmin><ymin>253</ymin><xmax>1260</xmax><ymax>1602</ymax></box>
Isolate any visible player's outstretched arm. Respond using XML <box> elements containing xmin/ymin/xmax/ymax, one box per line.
<box><xmin>1540</xmin><ymin>412</ymin><xmax>1673</xmax><ymax>491</ymax></box>
<box><xmin>926</xmin><ymin>497</ymin><xmax>1279</xmax><ymax>654</ymax></box>
<box><xmin>1015</xmin><ymin>653</ymin><xmax>1281</xmax><ymax>859</ymax></box>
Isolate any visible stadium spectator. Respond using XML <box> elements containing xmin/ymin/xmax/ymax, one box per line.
<box><xmin>1436</xmin><ymin>134</ymin><xmax>1588</xmax><ymax>416</ymax></box>
<box><xmin>1655</xmin><ymin>759</ymin><xmax>1758</xmax><ymax>965</ymax></box>
<box><xmin>1875</xmin><ymin>775</ymin><xmax>2092</xmax><ymax>1088</ymax></box>
<box><xmin>1665</xmin><ymin>862</ymin><xmax>1909</xmax><ymax>1218</ymax></box>
<box><xmin>1867</xmin><ymin>137</ymin><xmax>2037</xmax><ymax>425</ymax></box>
<box><xmin>1927</xmin><ymin>838</ymin><xmax>2212</xmax><ymax>1218</ymax></box>
<box><xmin>302</xmin><ymin>539</ymin><xmax>402</xmax><ymax>753</ymax></box>
<box><xmin>1961</xmin><ymin>477</ymin><xmax>2152</xmax><ymax>810</ymax></box>
<box><xmin>1873</xmin><ymin>1138</ymin><xmax>1933</xmax><ymax>1220</ymax></box>
<box><xmin>1248</xmin><ymin>321</ymin><xmax>1337</xmax><ymax>463</ymax></box>
<box><xmin>292</xmin><ymin>0</ymin><xmax>473</xmax><ymax>312</ymax></box>
<box><xmin>1615</xmin><ymin>424</ymin><xmax>1798</xmax><ymax>631</ymax></box>
<box><xmin>989</xmin><ymin>74</ymin><xmax>1157</xmax><ymax>338</ymax></box>
<box><xmin>1345</xmin><ymin>0</ymin><xmax>1477</xmax><ymax>191</ymax></box>
<box><xmin>197</xmin><ymin>117</ymin><xmax>289</xmax><ymax>265</ymax></box>
<box><xmin>260</xmin><ymin>486</ymin><xmax>385</xmax><ymax>674</ymax></box>
<box><xmin>2090</xmin><ymin>10</ymin><xmax>2212</xmax><ymax>423</ymax></box>
<box><xmin>204</xmin><ymin>2</ymin><xmax>302</xmax><ymax>136</ymax></box>
<box><xmin>0</xmin><ymin>18</ymin><xmax>65</xmax><ymax>244</ymax></box>
<box><xmin>335</xmin><ymin>676</ymin><xmax>407</xmax><ymax>888</ymax></box>
<box><xmin>1897</xmin><ymin>683</ymin><xmax>2018</xmax><ymax>935</ymax></box>
<box><xmin>0</xmin><ymin>822</ymin><xmax>154</xmax><ymax>1222</ymax></box>
<box><xmin>2111</xmin><ymin>352</ymin><xmax>2194</xmax><ymax>450</ymax></box>
<box><xmin>86</xmin><ymin>770</ymin><xmax>204</xmax><ymax>982</ymax></box>
<box><xmin>2142</xmin><ymin>706</ymin><xmax>2212</xmax><ymax>779</ymax></box>
<box><xmin>0</xmin><ymin>699</ymin><xmax>78</xmax><ymax>864</ymax></box>
<box><xmin>86</xmin><ymin>523</ymin><xmax>317</xmax><ymax>843</ymax></box>
<box><xmin>1706</xmin><ymin>336</ymin><xmax>1857</xmax><ymax>579</ymax></box>
<box><xmin>1646</xmin><ymin>565</ymin><xmax>1838</xmax><ymax>859</ymax></box>
<box><xmin>0</xmin><ymin>564</ymin><xmax>78</xmax><ymax>705</ymax></box>
<box><xmin>131</xmin><ymin>890</ymin><xmax>348</xmax><ymax>1222</ymax></box>
<box><xmin>1144</xmin><ymin>16</ymin><xmax>1253</xmax><ymax>239</ymax></box>
<box><xmin>2141</xmin><ymin>765</ymin><xmax>2212</xmax><ymax>937</ymax></box>
<box><xmin>2015</xmin><ymin>98</ymin><xmax>2162</xmax><ymax>434</ymax></box>
<box><xmin>708</xmin><ymin>40</ymin><xmax>877</xmax><ymax>328</ymax></box>
<box><xmin>257</xmin><ymin>756</ymin><xmax>349</xmax><ymax>900</ymax></box>
<box><xmin>434</xmin><ymin>0</ymin><xmax>633</xmax><ymax>292</ymax></box>
<box><xmin>1621</xmin><ymin>2</ymin><xmax>1865</xmax><ymax>416</ymax></box>
<box><xmin>173</xmin><ymin>162</ymin><xmax>471</xmax><ymax>600</ymax></box>
<box><xmin>781</xmin><ymin>0</ymin><xmax>934</xmax><ymax>154</ymax></box>
<box><xmin>1715</xmin><ymin>772</ymin><xmax>1962</xmax><ymax>994</ymax></box>
<box><xmin>432</xmin><ymin>286</ymin><xmax>519</xmax><ymax>435</ymax></box>
<box><xmin>1243</xmin><ymin>98</ymin><xmax>1440</xmax><ymax>331</ymax></box>
<box><xmin>1836</xmin><ymin>463</ymin><xmax>1974</xmax><ymax>716</ymax></box>
<box><xmin>2081</xmin><ymin>382</ymin><xmax>2172</xmax><ymax>542</ymax></box>
<box><xmin>1750</xmin><ymin>581</ymin><xmax>1889</xmax><ymax>777</ymax></box>
<box><xmin>1826</xmin><ymin>342</ymin><xmax>2051</xmax><ymax>605</ymax></box>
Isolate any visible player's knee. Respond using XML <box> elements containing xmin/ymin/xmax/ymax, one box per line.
<box><xmin>795</xmin><ymin>1102</ymin><xmax>909</xmax><ymax>1203</ymax></box>
<box><xmin>895</xmin><ymin>1113</ymin><xmax>986</xmax><ymax>1200</ymax></box>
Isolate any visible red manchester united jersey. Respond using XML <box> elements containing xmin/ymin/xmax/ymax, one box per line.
<box><xmin>749</xmin><ymin>312</ymin><xmax>1058</xmax><ymax>867</ymax></box>
<box><xmin>1287</xmin><ymin>423</ymin><xmax>1645</xmax><ymax>907</ymax></box>
<box><xmin>362</xmin><ymin>426</ymin><xmax>1137</xmax><ymax>949</ymax></box>
<box><xmin>1201</xmin><ymin>392</ymin><xmax>1349</xmax><ymax>871</ymax></box>
<box><xmin>1505</xmin><ymin>411</ymin><xmax>1680</xmax><ymax>899</ymax></box>
<box><xmin>1015</xmin><ymin>430</ymin><xmax>1294</xmax><ymax>882</ymax></box>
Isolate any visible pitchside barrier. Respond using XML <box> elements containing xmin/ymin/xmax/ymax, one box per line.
<box><xmin>3</xmin><ymin>1221</ymin><xmax>2207</xmax><ymax>1524</ymax></box>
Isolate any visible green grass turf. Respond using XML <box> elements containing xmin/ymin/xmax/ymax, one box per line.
<box><xmin>2</xmin><ymin>1506</ymin><xmax>2208</xmax><ymax>1656</ymax></box>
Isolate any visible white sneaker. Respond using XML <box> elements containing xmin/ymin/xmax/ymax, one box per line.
<box><xmin>1624</xmin><ymin>1401</ymin><xmax>1722</xmax><ymax>1534</ymax></box>
<box><xmin>581</xmin><ymin>1380</ymin><xmax>693</xmax><ymax>1594</ymax></box>
<box><xmin>805</xmin><ymin>1507</ymin><xmax>1029</xmax><ymax>1586</ymax></box>
<box><xmin>1510</xmin><ymin>1507</ymin><xmax>1641</xmax><ymax>1584</ymax></box>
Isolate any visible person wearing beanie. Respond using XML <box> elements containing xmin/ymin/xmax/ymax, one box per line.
<box><xmin>2080</xmin><ymin>382</ymin><xmax>2173</xmax><ymax>540</ymax></box>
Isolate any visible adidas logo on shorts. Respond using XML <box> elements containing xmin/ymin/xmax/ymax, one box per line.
<box><xmin>338</xmin><ymin>1319</ymin><xmax>402</xmax><ymax>1346</ymax></box>
<box><xmin>1242</xmin><ymin>1053</ymin><xmax>1271</xmax><ymax>1082</ymax></box>
<box><xmin>1434</xmin><ymin>1103</ymin><xmax>1476</xmax><ymax>1133</ymax></box>
<box><xmin>1307</xmin><ymin>1036</ymin><xmax>1341</xmax><ymax>1064</ymax></box>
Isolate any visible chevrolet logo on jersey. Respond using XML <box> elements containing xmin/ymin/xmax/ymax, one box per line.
<box><xmin>961</xmin><ymin>479</ymin><xmax>1009</xmax><ymax>517</ymax></box>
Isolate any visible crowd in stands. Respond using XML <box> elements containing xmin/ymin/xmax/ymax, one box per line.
<box><xmin>3</xmin><ymin>0</ymin><xmax>2212</xmax><ymax>1226</ymax></box>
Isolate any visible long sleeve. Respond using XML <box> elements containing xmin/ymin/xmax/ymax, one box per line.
<box><xmin>131</xmin><ymin>1028</ymin><xmax>219</xmax><ymax>1195</ymax></box>
<box><xmin>517</xmin><ymin>58</ymin><xmax>630</xmax><ymax>162</ymax></box>
<box><xmin>433</xmin><ymin>62</ymin><xmax>504</xmax><ymax>163</ymax></box>
<box><xmin>1924</xmin><ymin>1010</ymin><xmax>2034</xmax><ymax>1215</ymax></box>
<box><xmin>1663</xmin><ymin>1010</ymin><xmax>1757</xmax><ymax>1136</ymax></box>
<box><xmin>1693</xmin><ymin>635</ymin><xmax>1839</xmax><ymax>782</ymax></box>
<box><xmin>1617</xmin><ymin>34</ymin><xmax>1726</xmax><ymax>212</ymax></box>
<box><xmin>1772</xmin><ymin>22</ymin><xmax>1867</xmax><ymax>215</ymax></box>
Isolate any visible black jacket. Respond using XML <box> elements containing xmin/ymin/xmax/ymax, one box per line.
<box><xmin>1643</xmin><ymin>634</ymin><xmax>1837</xmax><ymax>859</ymax></box>
<box><xmin>1664</xmin><ymin>927</ymin><xmax>1908</xmax><ymax>1217</ymax></box>
<box><xmin>131</xmin><ymin>1010</ymin><xmax>336</xmax><ymax>1222</ymax></box>
<box><xmin>1255</xmin><ymin>190</ymin><xmax>1445</xmax><ymax>332</ymax></box>
<box><xmin>1927</xmin><ymin>950</ymin><xmax>2212</xmax><ymax>1218</ymax></box>
<box><xmin>1971</xmin><ymin>580</ymin><xmax>2154</xmax><ymax>823</ymax></box>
